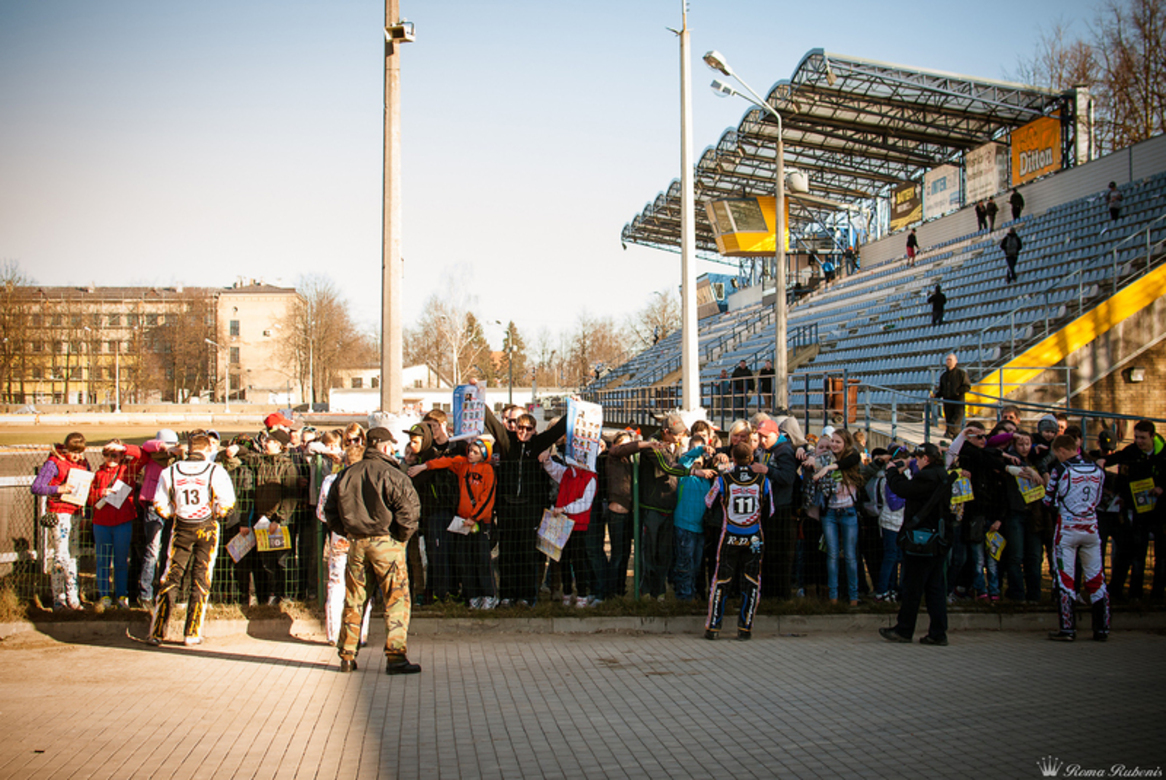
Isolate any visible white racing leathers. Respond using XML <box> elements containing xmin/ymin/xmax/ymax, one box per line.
<box><xmin>1044</xmin><ymin>457</ymin><xmax>1110</xmax><ymax>637</ymax></box>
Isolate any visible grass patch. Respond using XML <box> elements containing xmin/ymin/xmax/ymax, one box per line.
<box><xmin>0</xmin><ymin>587</ymin><xmax>27</xmax><ymax>623</ymax></box>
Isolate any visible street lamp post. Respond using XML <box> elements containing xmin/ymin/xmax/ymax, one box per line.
<box><xmin>705</xmin><ymin>50</ymin><xmax>789</xmax><ymax>409</ymax></box>
<box><xmin>205</xmin><ymin>338</ymin><xmax>230</xmax><ymax>413</ymax></box>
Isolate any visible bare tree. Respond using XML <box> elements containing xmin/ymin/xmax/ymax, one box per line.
<box><xmin>1011</xmin><ymin>18</ymin><xmax>1097</xmax><ymax>91</ymax></box>
<box><xmin>145</xmin><ymin>291</ymin><xmax>215</xmax><ymax>402</ymax></box>
<box><xmin>1093</xmin><ymin>0</ymin><xmax>1166</xmax><ymax>150</ymax></box>
<box><xmin>566</xmin><ymin>314</ymin><xmax>629</xmax><ymax>388</ymax></box>
<box><xmin>626</xmin><ymin>288</ymin><xmax>681</xmax><ymax>349</ymax></box>
<box><xmin>279</xmin><ymin>275</ymin><xmax>375</xmax><ymax>404</ymax></box>
<box><xmin>402</xmin><ymin>290</ymin><xmax>485</xmax><ymax>387</ymax></box>
<box><xmin>0</xmin><ymin>261</ymin><xmax>34</xmax><ymax>403</ymax></box>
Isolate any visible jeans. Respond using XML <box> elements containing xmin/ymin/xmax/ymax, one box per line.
<box><xmin>641</xmin><ymin>509</ymin><xmax>674</xmax><ymax>598</ymax></box>
<box><xmin>968</xmin><ymin>541</ymin><xmax>999</xmax><ymax>596</ymax></box>
<box><xmin>875</xmin><ymin>527</ymin><xmax>901</xmax><ymax>595</ymax></box>
<box><xmin>1002</xmin><ymin>512</ymin><xmax>1039</xmax><ymax>601</ymax></box>
<box><xmin>822</xmin><ymin>506</ymin><xmax>859</xmax><ymax>602</ymax></box>
<box><xmin>93</xmin><ymin>522</ymin><xmax>133</xmax><ymax>599</ymax></box>
<box><xmin>673</xmin><ymin>527</ymin><xmax>704</xmax><ymax>601</ymax></box>
<box><xmin>138</xmin><ymin>508</ymin><xmax>166</xmax><ymax>601</ymax></box>
<box><xmin>586</xmin><ymin>506</ymin><xmax>626</xmax><ymax>601</ymax></box>
<box><xmin>423</xmin><ymin>509</ymin><xmax>454</xmax><ymax>601</ymax></box>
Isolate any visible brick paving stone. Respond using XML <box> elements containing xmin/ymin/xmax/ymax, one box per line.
<box><xmin>1</xmin><ymin>628</ymin><xmax>1165</xmax><ymax>778</ymax></box>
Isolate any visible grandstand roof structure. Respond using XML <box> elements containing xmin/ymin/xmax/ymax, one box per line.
<box><xmin>622</xmin><ymin>49</ymin><xmax>1066</xmax><ymax>256</ymax></box>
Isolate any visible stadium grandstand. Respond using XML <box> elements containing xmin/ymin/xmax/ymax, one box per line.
<box><xmin>588</xmin><ymin>49</ymin><xmax>1166</xmax><ymax>441</ymax></box>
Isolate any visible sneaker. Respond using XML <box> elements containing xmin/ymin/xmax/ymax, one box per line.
<box><xmin>96</xmin><ymin>596</ymin><xmax>113</xmax><ymax>613</ymax></box>
<box><xmin>704</xmin><ymin>629</ymin><xmax>718</xmax><ymax>641</ymax></box>
<box><xmin>737</xmin><ymin>630</ymin><xmax>751</xmax><ymax>641</ymax></box>
<box><xmin>498</xmin><ymin>599</ymin><xmax>513</xmax><ymax>608</ymax></box>
<box><xmin>339</xmin><ymin>658</ymin><xmax>358</xmax><ymax>673</ymax></box>
<box><xmin>146</xmin><ymin>635</ymin><xmax>162</xmax><ymax>647</ymax></box>
<box><xmin>586</xmin><ymin>596</ymin><xmax>603</xmax><ymax>607</ymax></box>
<box><xmin>989</xmin><ymin>595</ymin><xmax>1000</xmax><ymax>602</ymax></box>
<box><xmin>562</xmin><ymin>596</ymin><xmax>572</xmax><ymax>607</ymax></box>
<box><xmin>184</xmin><ymin>636</ymin><xmax>203</xmax><ymax>646</ymax></box>
<box><xmin>248</xmin><ymin>595</ymin><xmax>259</xmax><ymax>607</ymax></box>
<box><xmin>796</xmin><ymin>588</ymin><xmax>806</xmax><ymax>598</ymax></box>
<box><xmin>385</xmin><ymin>657</ymin><xmax>421</xmax><ymax>675</ymax></box>
<box><xmin>656</xmin><ymin>594</ymin><xmax>666</xmax><ymax>603</ymax></box>
<box><xmin>879</xmin><ymin>627</ymin><xmax>911</xmax><ymax>643</ymax></box>
<box><xmin>919</xmin><ymin>635</ymin><xmax>948</xmax><ymax>646</ymax></box>
<box><xmin>469</xmin><ymin>597</ymin><xmax>484</xmax><ymax>610</ymax></box>
<box><xmin>1047</xmin><ymin>631</ymin><xmax>1075</xmax><ymax>642</ymax></box>
<box><xmin>116</xmin><ymin>597</ymin><xmax>130</xmax><ymax>609</ymax></box>
<box><xmin>67</xmin><ymin>600</ymin><xmax>82</xmax><ymax>611</ymax></box>
<box><xmin>482</xmin><ymin>596</ymin><xmax>499</xmax><ymax>610</ymax></box>
<box><xmin>976</xmin><ymin>594</ymin><xmax>989</xmax><ymax>602</ymax></box>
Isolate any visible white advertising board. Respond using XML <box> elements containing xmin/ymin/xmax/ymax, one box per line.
<box><xmin>923</xmin><ymin>164</ymin><xmax>961</xmax><ymax>219</ymax></box>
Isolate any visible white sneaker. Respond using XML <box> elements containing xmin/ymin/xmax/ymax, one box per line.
<box><xmin>469</xmin><ymin>597</ymin><xmax>484</xmax><ymax>610</ymax></box>
<box><xmin>184</xmin><ymin>636</ymin><xmax>203</xmax><ymax>646</ymax></box>
<box><xmin>482</xmin><ymin>597</ymin><xmax>499</xmax><ymax>610</ymax></box>
<box><xmin>116</xmin><ymin>597</ymin><xmax>130</xmax><ymax>609</ymax></box>
<box><xmin>498</xmin><ymin>599</ymin><xmax>513</xmax><ymax>608</ymax></box>
<box><xmin>587</xmin><ymin>596</ymin><xmax>603</xmax><ymax>607</ymax></box>
<box><xmin>575</xmin><ymin>598</ymin><xmax>588</xmax><ymax>609</ymax></box>
<box><xmin>562</xmin><ymin>595</ymin><xmax>572</xmax><ymax>607</ymax></box>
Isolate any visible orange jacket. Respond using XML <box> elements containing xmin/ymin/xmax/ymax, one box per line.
<box><xmin>426</xmin><ymin>456</ymin><xmax>496</xmax><ymax>524</ymax></box>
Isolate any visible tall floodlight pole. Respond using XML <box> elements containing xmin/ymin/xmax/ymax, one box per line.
<box><xmin>380</xmin><ymin>1</ymin><xmax>412</xmax><ymax>413</ymax></box>
<box><xmin>676</xmin><ymin>3</ymin><xmax>699</xmax><ymax>412</ymax></box>
<box><xmin>706</xmin><ymin>52</ymin><xmax>788</xmax><ymax>409</ymax></box>
<box><xmin>205</xmin><ymin>338</ymin><xmax>230</xmax><ymax>413</ymax></box>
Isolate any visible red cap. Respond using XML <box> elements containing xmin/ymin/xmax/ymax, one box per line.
<box><xmin>757</xmin><ymin>419</ymin><xmax>781</xmax><ymax>438</ymax></box>
<box><xmin>264</xmin><ymin>412</ymin><xmax>294</xmax><ymax>430</ymax></box>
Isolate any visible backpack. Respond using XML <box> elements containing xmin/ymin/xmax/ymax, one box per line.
<box><xmin>861</xmin><ymin>471</ymin><xmax>885</xmax><ymax>518</ymax></box>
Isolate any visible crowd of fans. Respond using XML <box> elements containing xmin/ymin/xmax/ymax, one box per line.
<box><xmin>29</xmin><ymin>401</ymin><xmax>1163</xmax><ymax>644</ymax></box>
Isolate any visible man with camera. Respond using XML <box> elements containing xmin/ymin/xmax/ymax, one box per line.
<box><xmin>879</xmin><ymin>443</ymin><xmax>952</xmax><ymax>646</ymax></box>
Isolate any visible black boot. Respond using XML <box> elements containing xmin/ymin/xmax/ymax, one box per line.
<box><xmin>386</xmin><ymin>656</ymin><xmax>422</xmax><ymax>675</ymax></box>
<box><xmin>1091</xmin><ymin>595</ymin><xmax>1110</xmax><ymax>641</ymax></box>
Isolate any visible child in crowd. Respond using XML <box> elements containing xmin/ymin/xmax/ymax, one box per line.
<box><xmin>31</xmin><ymin>432</ymin><xmax>91</xmax><ymax>611</ymax></box>
<box><xmin>671</xmin><ymin>435</ymin><xmax>717</xmax><ymax>602</ymax></box>
<box><xmin>408</xmin><ymin>438</ymin><xmax>497</xmax><ymax>609</ymax></box>
<box><xmin>540</xmin><ymin>448</ymin><xmax>598</xmax><ymax>607</ymax></box>
<box><xmin>88</xmin><ymin>439</ymin><xmax>146</xmax><ymax>610</ymax></box>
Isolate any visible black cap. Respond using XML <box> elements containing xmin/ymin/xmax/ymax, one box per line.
<box><xmin>367</xmin><ymin>427</ymin><xmax>396</xmax><ymax>446</ymax></box>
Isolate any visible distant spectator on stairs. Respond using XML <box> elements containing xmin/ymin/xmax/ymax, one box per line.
<box><xmin>731</xmin><ymin>360</ymin><xmax>755</xmax><ymax>417</ymax></box>
<box><xmin>1107</xmin><ymin>181</ymin><xmax>1123</xmax><ymax>221</ymax></box>
<box><xmin>906</xmin><ymin>229</ymin><xmax>919</xmax><ymax>267</ymax></box>
<box><xmin>1001</xmin><ymin>227</ymin><xmax>1023</xmax><ymax>283</ymax></box>
<box><xmin>933</xmin><ymin>353</ymin><xmax>971</xmax><ymax>439</ymax></box>
<box><xmin>927</xmin><ymin>284</ymin><xmax>947</xmax><ymax>326</ymax></box>
<box><xmin>975</xmin><ymin>200</ymin><xmax>988</xmax><ymax>231</ymax></box>
<box><xmin>1009</xmin><ymin>188</ymin><xmax>1025</xmax><ymax>220</ymax></box>
<box><xmin>986</xmin><ymin>199</ymin><xmax>999</xmax><ymax>231</ymax></box>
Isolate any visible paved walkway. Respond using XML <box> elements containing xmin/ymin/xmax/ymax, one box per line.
<box><xmin>1</xmin><ymin>625</ymin><xmax>1164</xmax><ymax>779</ymax></box>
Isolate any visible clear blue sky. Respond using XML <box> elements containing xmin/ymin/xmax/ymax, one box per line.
<box><xmin>0</xmin><ymin>0</ymin><xmax>1098</xmax><ymax>349</ymax></box>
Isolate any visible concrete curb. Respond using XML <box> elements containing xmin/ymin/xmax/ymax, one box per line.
<box><xmin>4</xmin><ymin>610</ymin><xmax>1163</xmax><ymax>642</ymax></box>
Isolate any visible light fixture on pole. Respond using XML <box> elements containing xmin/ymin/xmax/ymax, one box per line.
<box><xmin>205</xmin><ymin>338</ymin><xmax>230</xmax><ymax>413</ymax></box>
<box><xmin>705</xmin><ymin>49</ymin><xmax>789</xmax><ymax>409</ymax></box>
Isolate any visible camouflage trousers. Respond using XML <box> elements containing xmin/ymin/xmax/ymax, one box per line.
<box><xmin>339</xmin><ymin>535</ymin><xmax>411</xmax><ymax>661</ymax></box>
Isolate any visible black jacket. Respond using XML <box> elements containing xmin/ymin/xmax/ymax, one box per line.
<box><xmin>887</xmin><ymin>461</ymin><xmax>950</xmax><ymax>540</ymax></box>
<box><xmin>935</xmin><ymin>367</ymin><xmax>971</xmax><ymax>401</ymax></box>
<box><xmin>486</xmin><ymin>406</ymin><xmax>568</xmax><ymax>506</ymax></box>
<box><xmin>1000</xmin><ymin>232</ymin><xmax>1023</xmax><ymax>258</ymax></box>
<box><xmin>756</xmin><ymin>439</ymin><xmax>798</xmax><ymax>508</ymax></box>
<box><xmin>324</xmin><ymin>448</ymin><xmax>420</xmax><ymax>542</ymax></box>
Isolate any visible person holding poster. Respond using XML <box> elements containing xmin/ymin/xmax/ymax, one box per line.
<box><xmin>31</xmin><ymin>432</ymin><xmax>91</xmax><ymax>611</ymax></box>
<box><xmin>1095</xmin><ymin>420</ymin><xmax>1166</xmax><ymax>602</ymax></box>
<box><xmin>88</xmin><ymin>440</ymin><xmax>147</xmax><ymax>610</ymax></box>
<box><xmin>539</xmin><ymin>449</ymin><xmax>597</xmax><ymax>606</ymax></box>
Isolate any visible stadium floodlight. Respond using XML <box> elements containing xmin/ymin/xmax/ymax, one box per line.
<box><xmin>703</xmin><ymin>50</ymin><xmax>733</xmax><ymax>78</ymax></box>
<box><xmin>704</xmin><ymin>49</ymin><xmax>789</xmax><ymax>409</ymax></box>
<box><xmin>710</xmin><ymin>79</ymin><xmax>736</xmax><ymax>98</ymax></box>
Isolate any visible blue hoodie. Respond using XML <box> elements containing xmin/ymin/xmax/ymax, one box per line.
<box><xmin>673</xmin><ymin>446</ymin><xmax>712</xmax><ymax>534</ymax></box>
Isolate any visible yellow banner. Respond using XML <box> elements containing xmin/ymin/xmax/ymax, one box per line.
<box><xmin>1011</xmin><ymin>115</ymin><xmax>1062</xmax><ymax>185</ymax></box>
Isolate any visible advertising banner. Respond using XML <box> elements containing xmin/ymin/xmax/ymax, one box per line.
<box><xmin>565</xmin><ymin>397</ymin><xmax>603</xmax><ymax>473</ymax></box>
<box><xmin>923</xmin><ymin>164</ymin><xmax>961</xmax><ymax>219</ymax></box>
<box><xmin>966</xmin><ymin>142</ymin><xmax>1009</xmax><ymax>202</ymax></box>
<box><xmin>889</xmin><ymin>182</ymin><xmax>922</xmax><ymax>232</ymax></box>
<box><xmin>1011</xmin><ymin>115</ymin><xmax>1062</xmax><ymax>185</ymax></box>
